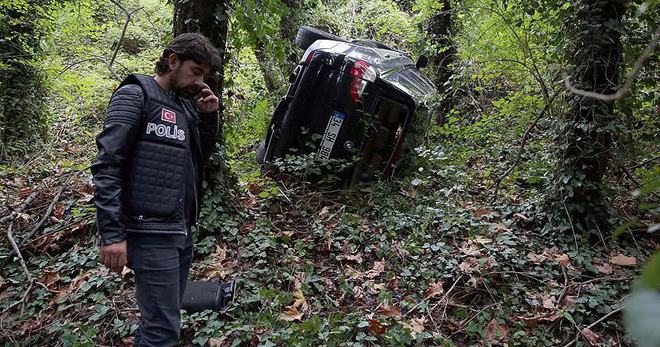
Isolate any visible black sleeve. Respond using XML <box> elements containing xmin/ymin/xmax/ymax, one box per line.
<box><xmin>197</xmin><ymin>110</ymin><xmax>219</xmax><ymax>163</ymax></box>
<box><xmin>91</xmin><ymin>84</ymin><xmax>144</xmax><ymax>246</ymax></box>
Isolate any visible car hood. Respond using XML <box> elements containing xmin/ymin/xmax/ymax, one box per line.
<box><xmin>303</xmin><ymin>40</ymin><xmax>436</xmax><ymax>102</ymax></box>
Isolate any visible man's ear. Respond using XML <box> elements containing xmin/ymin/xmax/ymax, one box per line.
<box><xmin>167</xmin><ymin>53</ymin><xmax>180</xmax><ymax>71</ymax></box>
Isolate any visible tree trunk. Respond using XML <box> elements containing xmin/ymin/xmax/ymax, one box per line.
<box><xmin>173</xmin><ymin>0</ymin><xmax>229</xmax><ymax>143</ymax></box>
<box><xmin>0</xmin><ymin>2</ymin><xmax>49</xmax><ymax>158</ymax></box>
<box><xmin>173</xmin><ymin>0</ymin><xmax>237</xmax><ymax>222</ymax></box>
<box><xmin>553</xmin><ymin>0</ymin><xmax>626</xmax><ymax>234</ymax></box>
<box><xmin>428</xmin><ymin>0</ymin><xmax>455</xmax><ymax>125</ymax></box>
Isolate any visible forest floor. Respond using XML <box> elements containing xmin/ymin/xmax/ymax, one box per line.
<box><xmin>0</xmin><ymin>120</ymin><xmax>656</xmax><ymax>346</ymax></box>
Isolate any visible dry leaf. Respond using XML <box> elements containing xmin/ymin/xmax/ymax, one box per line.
<box><xmin>475</xmin><ymin>236</ymin><xmax>492</xmax><ymax>245</ymax></box>
<box><xmin>609</xmin><ymin>254</ymin><xmax>637</xmax><ymax>267</ymax></box>
<box><xmin>345</xmin><ymin>266</ymin><xmax>363</xmax><ymax>280</ymax></box>
<box><xmin>280</xmin><ymin>288</ymin><xmax>309</xmax><ymax>322</ymax></box>
<box><xmin>368</xmin><ymin>319</ymin><xmax>387</xmax><ymax>335</ymax></box>
<box><xmin>595</xmin><ymin>262</ymin><xmax>613</xmax><ymax>274</ymax></box>
<box><xmin>336</xmin><ymin>253</ymin><xmax>363</xmax><ymax>263</ymax></box>
<box><xmin>581</xmin><ymin>328</ymin><xmax>602</xmax><ymax>346</ymax></box>
<box><xmin>474</xmin><ymin>208</ymin><xmax>493</xmax><ymax>217</ymax></box>
<box><xmin>513</xmin><ymin>213</ymin><xmax>529</xmax><ymax>222</ymax></box>
<box><xmin>404</xmin><ymin>317</ymin><xmax>426</xmax><ymax>338</ymax></box>
<box><xmin>460</xmin><ymin>241</ymin><xmax>481</xmax><ymax>257</ymax></box>
<box><xmin>555</xmin><ymin>253</ymin><xmax>571</xmax><ymax>267</ymax></box>
<box><xmin>527</xmin><ymin>252</ymin><xmax>545</xmax><ymax>263</ymax></box>
<box><xmin>425</xmin><ymin>281</ymin><xmax>444</xmax><ymax>299</ymax></box>
<box><xmin>208</xmin><ymin>337</ymin><xmax>227</xmax><ymax>347</ymax></box>
<box><xmin>38</xmin><ymin>270</ymin><xmax>61</xmax><ymax>288</ymax></box>
<box><xmin>541</xmin><ymin>294</ymin><xmax>556</xmax><ymax>309</ymax></box>
<box><xmin>492</xmin><ymin>222</ymin><xmax>509</xmax><ymax>232</ymax></box>
<box><xmin>379</xmin><ymin>302</ymin><xmax>401</xmax><ymax>318</ymax></box>
<box><xmin>366</xmin><ymin>260</ymin><xmax>385</xmax><ymax>279</ymax></box>
<box><xmin>459</xmin><ymin>257</ymin><xmax>479</xmax><ymax>273</ymax></box>
<box><xmin>485</xmin><ymin>318</ymin><xmax>509</xmax><ymax>344</ymax></box>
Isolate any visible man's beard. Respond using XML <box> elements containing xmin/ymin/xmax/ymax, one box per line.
<box><xmin>170</xmin><ymin>69</ymin><xmax>200</xmax><ymax>99</ymax></box>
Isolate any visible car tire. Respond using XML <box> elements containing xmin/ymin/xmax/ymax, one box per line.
<box><xmin>295</xmin><ymin>26</ymin><xmax>346</xmax><ymax>50</ymax></box>
<box><xmin>256</xmin><ymin>140</ymin><xmax>266</xmax><ymax>165</ymax></box>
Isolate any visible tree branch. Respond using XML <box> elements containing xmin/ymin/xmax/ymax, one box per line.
<box><xmin>562</xmin><ymin>306</ymin><xmax>623</xmax><ymax>347</ymax></box>
<box><xmin>490</xmin><ymin>92</ymin><xmax>558</xmax><ymax>200</ymax></box>
<box><xmin>564</xmin><ymin>27</ymin><xmax>659</xmax><ymax>101</ymax></box>
<box><xmin>108</xmin><ymin>0</ymin><xmax>142</xmax><ymax>68</ymax></box>
<box><xmin>0</xmin><ymin>190</ymin><xmax>40</xmax><ymax>225</ymax></box>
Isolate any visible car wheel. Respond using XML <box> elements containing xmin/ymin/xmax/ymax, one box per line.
<box><xmin>295</xmin><ymin>26</ymin><xmax>346</xmax><ymax>50</ymax></box>
<box><xmin>256</xmin><ymin>140</ymin><xmax>266</xmax><ymax>165</ymax></box>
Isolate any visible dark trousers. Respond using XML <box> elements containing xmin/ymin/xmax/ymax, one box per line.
<box><xmin>127</xmin><ymin>233</ymin><xmax>193</xmax><ymax>347</ymax></box>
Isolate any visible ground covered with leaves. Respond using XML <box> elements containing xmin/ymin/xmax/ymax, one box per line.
<box><xmin>1</xmin><ymin>138</ymin><xmax>656</xmax><ymax>346</ymax></box>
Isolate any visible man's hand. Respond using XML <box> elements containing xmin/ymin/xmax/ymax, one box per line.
<box><xmin>196</xmin><ymin>83</ymin><xmax>219</xmax><ymax>113</ymax></box>
<box><xmin>100</xmin><ymin>240</ymin><xmax>127</xmax><ymax>273</ymax></box>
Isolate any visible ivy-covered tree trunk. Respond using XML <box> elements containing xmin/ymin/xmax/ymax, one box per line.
<box><xmin>0</xmin><ymin>1</ymin><xmax>50</xmax><ymax>158</ymax></box>
<box><xmin>553</xmin><ymin>0</ymin><xmax>626</xmax><ymax>235</ymax></box>
<box><xmin>173</xmin><ymin>0</ymin><xmax>238</xmax><ymax>225</ymax></box>
<box><xmin>173</xmin><ymin>0</ymin><xmax>230</xmax><ymax>144</ymax></box>
<box><xmin>428</xmin><ymin>0</ymin><xmax>455</xmax><ymax>125</ymax></box>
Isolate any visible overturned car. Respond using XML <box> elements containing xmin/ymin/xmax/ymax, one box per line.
<box><xmin>257</xmin><ymin>26</ymin><xmax>436</xmax><ymax>187</ymax></box>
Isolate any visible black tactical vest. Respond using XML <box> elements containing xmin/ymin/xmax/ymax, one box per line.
<box><xmin>118</xmin><ymin>74</ymin><xmax>196</xmax><ymax>234</ymax></box>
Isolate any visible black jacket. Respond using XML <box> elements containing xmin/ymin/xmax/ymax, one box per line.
<box><xmin>92</xmin><ymin>74</ymin><xmax>218</xmax><ymax>245</ymax></box>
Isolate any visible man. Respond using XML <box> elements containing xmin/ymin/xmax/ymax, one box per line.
<box><xmin>92</xmin><ymin>33</ymin><xmax>224</xmax><ymax>346</ymax></box>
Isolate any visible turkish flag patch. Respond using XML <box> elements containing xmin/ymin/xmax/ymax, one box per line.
<box><xmin>161</xmin><ymin>108</ymin><xmax>176</xmax><ymax>124</ymax></box>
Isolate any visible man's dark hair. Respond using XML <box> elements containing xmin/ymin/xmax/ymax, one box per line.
<box><xmin>155</xmin><ymin>33</ymin><xmax>221</xmax><ymax>75</ymax></box>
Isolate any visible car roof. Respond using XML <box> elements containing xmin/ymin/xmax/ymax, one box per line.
<box><xmin>302</xmin><ymin>40</ymin><xmax>436</xmax><ymax>102</ymax></box>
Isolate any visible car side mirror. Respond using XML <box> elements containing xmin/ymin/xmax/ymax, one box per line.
<box><xmin>416</xmin><ymin>55</ymin><xmax>428</xmax><ymax>69</ymax></box>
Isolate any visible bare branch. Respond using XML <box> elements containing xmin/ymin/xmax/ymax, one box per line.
<box><xmin>6</xmin><ymin>222</ymin><xmax>33</xmax><ymax>283</ymax></box>
<box><xmin>562</xmin><ymin>306</ymin><xmax>623</xmax><ymax>347</ymax></box>
<box><xmin>490</xmin><ymin>93</ymin><xmax>559</xmax><ymax>200</ymax></box>
<box><xmin>108</xmin><ymin>0</ymin><xmax>143</xmax><ymax>68</ymax></box>
<box><xmin>57</xmin><ymin>57</ymin><xmax>121</xmax><ymax>81</ymax></box>
<box><xmin>564</xmin><ymin>27</ymin><xmax>659</xmax><ymax>101</ymax></box>
<box><xmin>0</xmin><ymin>190</ymin><xmax>40</xmax><ymax>225</ymax></box>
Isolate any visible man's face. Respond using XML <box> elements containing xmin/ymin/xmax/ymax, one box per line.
<box><xmin>168</xmin><ymin>55</ymin><xmax>211</xmax><ymax>99</ymax></box>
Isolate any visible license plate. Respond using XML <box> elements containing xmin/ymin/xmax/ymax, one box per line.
<box><xmin>317</xmin><ymin>111</ymin><xmax>345</xmax><ymax>159</ymax></box>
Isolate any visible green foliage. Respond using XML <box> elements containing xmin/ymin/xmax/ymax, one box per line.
<box><xmin>0</xmin><ymin>0</ymin><xmax>52</xmax><ymax>158</ymax></box>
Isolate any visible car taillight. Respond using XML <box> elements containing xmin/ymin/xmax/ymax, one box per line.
<box><xmin>303</xmin><ymin>50</ymin><xmax>316</xmax><ymax>64</ymax></box>
<box><xmin>348</xmin><ymin>60</ymin><xmax>377</xmax><ymax>105</ymax></box>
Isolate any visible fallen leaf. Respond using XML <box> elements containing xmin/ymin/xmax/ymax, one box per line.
<box><xmin>404</xmin><ymin>317</ymin><xmax>426</xmax><ymax>338</ymax></box>
<box><xmin>485</xmin><ymin>318</ymin><xmax>509</xmax><ymax>344</ymax></box>
<box><xmin>345</xmin><ymin>266</ymin><xmax>363</xmax><ymax>280</ymax></box>
<box><xmin>474</xmin><ymin>208</ymin><xmax>493</xmax><ymax>217</ymax></box>
<box><xmin>492</xmin><ymin>222</ymin><xmax>509</xmax><ymax>232</ymax></box>
<box><xmin>207</xmin><ymin>336</ymin><xmax>227</xmax><ymax>347</ymax></box>
<box><xmin>367</xmin><ymin>319</ymin><xmax>387</xmax><ymax>335</ymax></box>
<box><xmin>336</xmin><ymin>253</ymin><xmax>363</xmax><ymax>263</ymax></box>
<box><xmin>541</xmin><ymin>294</ymin><xmax>556</xmax><ymax>309</ymax></box>
<box><xmin>53</xmin><ymin>271</ymin><xmax>92</xmax><ymax>303</ymax></box>
<box><xmin>366</xmin><ymin>260</ymin><xmax>385</xmax><ymax>278</ymax></box>
<box><xmin>38</xmin><ymin>270</ymin><xmax>61</xmax><ymax>288</ymax></box>
<box><xmin>425</xmin><ymin>281</ymin><xmax>444</xmax><ymax>299</ymax></box>
<box><xmin>527</xmin><ymin>252</ymin><xmax>545</xmax><ymax>264</ymax></box>
<box><xmin>53</xmin><ymin>203</ymin><xmax>65</xmax><ymax>218</ymax></box>
<box><xmin>475</xmin><ymin>236</ymin><xmax>492</xmax><ymax>245</ymax></box>
<box><xmin>609</xmin><ymin>254</ymin><xmax>637</xmax><ymax>267</ymax></box>
<box><xmin>555</xmin><ymin>253</ymin><xmax>571</xmax><ymax>267</ymax></box>
<box><xmin>513</xmin><ymin>213</ymin><xmax>529</xmax><ymax>222</ymax></box>
<box><xmin>594</xmin><ymin>262</ymin><xmax>613</xmax><ymax>274</ymax></box>
<box><xmin>280</xmin><ymin>288</ymin><xmax>309</xmax><ymax>322</ymax></box>
<box><xmin>460</xmin><ymin>241</ymin><xmax>481</xmax><ymax>256</ymax></box>
<box><xmin>581</xmin><ymin>328</ymin><xmax>602</xmax><ymax>346</ymax></box>
<box><xmin>379</xmin><ymin>302</ymin><xmax>401</xmax><ymax>318</ymax></box>
<box><xmin>368</xmin><ymin>282</ymin><xmax>387</xmax><ymax>295</ymax></box>
<box><xmin>459</xmin><ymin>257</ymin><xmax>479</xmax><ymax>273</ymax></box>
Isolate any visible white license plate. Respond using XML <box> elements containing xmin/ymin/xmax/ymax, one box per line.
<box><xmin>317</xmin><ymin>111</ymin><xmax>345</xmax><ymax>159</ymax></box>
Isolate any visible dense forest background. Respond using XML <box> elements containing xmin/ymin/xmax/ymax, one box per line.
<box><xmin>0</xmin><ymin>0</ymin><xmax>658</xmax><ymax>345</ymax></box>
